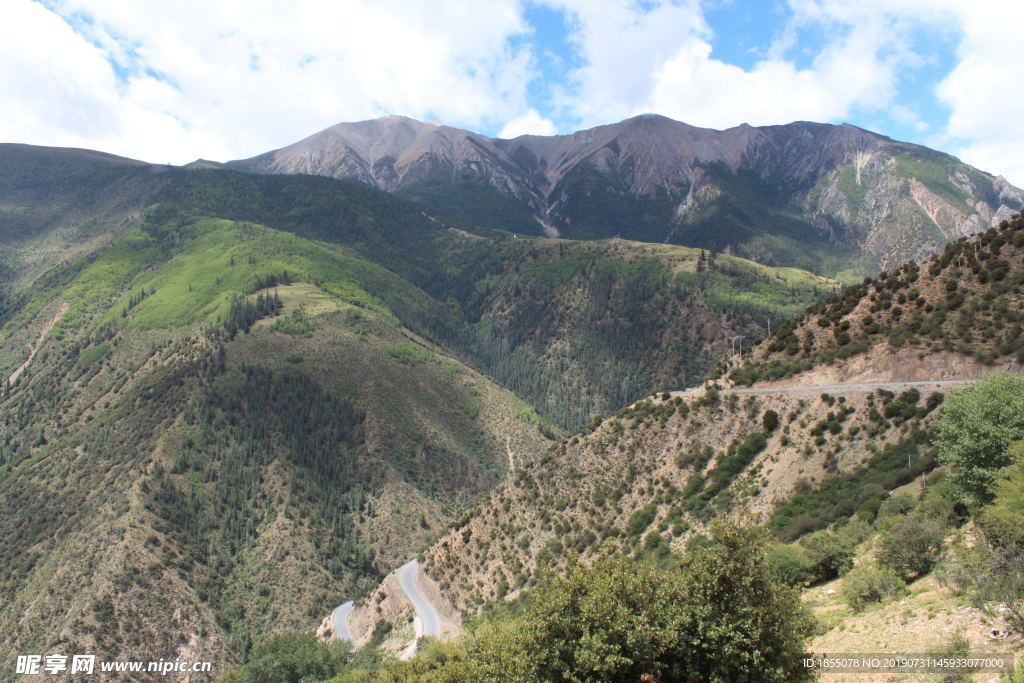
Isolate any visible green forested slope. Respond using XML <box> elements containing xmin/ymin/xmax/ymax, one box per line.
<box><xmin>140</xmin><ymin>169</ymin><xmax>835</xmax><ymax>428</ymax></box>
<box><xmin>0</xmin><ymin>205</ymin><xmax>553</xmax><ymax>668</ymax></box>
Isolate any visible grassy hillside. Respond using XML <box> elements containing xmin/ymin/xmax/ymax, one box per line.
<box><xmin>0</xmin><ymin>206</ymin><xmax>555</xmax><ymax>668</ymax></box>
<box><xmin>0</xmin><ymin>145</ymin><xmax>173</xmax><ymax>326</ymax></box>
<box><xmin>134</xmin><ymin>169</ymin><xmax>836</xmax><ymax>429</ymax></box>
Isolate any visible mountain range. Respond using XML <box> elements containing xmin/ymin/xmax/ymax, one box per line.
<box><xmin>1</xmin><ymin>114</ymin><xmax>1023</xmax><ymax>675</ymax></box>
<box><xmin>229</xmin><ymin>114</ymin><xmax>1024</xmax><ymax>278</ymax></box>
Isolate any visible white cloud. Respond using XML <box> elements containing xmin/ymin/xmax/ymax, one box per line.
<box><xmin>931</xmin><ymin>1</ymin><xmax>1024</xmax><ymax>186</ymax></box>
<box><xmin>783</xmin><ymin>0</ymin><xmax>1024</xmax><ymax>185</ymax></box>
<box><xmin>2</xmin><ymin>0</ymin><xmax>537</xmax><ymax>163</ymax></box>
<box><xmin>543</xmin><ymin>0</ymin><xmax>709</xmax><ymax>126</ymax></box>
<box><xmin>550</xmin><ymin>0</ymin><xmax>927</xmax><ymax>130</ymax></box>
<box><xmin>498</xmin><ymin>109</ymin><xmax>558</xmax><ymax>138</ymax></box>
<box><xmin>4</xmin><ymin>0</ymin><xmax>1024</xmax><ymax>187</ymax></box>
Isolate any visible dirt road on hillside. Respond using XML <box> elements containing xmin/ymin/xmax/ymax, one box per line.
<box><xmin>7</xmin><ymin>301</ymin><xmax>69</xmax><ymax>387</ymax></box>
<box><xmin>670</xmin><ymin>378</ymin><xmax>984</xmax><ymax>398</ymax></box>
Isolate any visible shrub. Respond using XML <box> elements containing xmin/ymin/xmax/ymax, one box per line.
<box><xmin>269</xmin><ymin>308</ymin><xmax>314</xmax><ymax>335</ymax></box>
<box><xmin>939</xmin><ymin>442</ymin><xmax>1024</xmax><ymax>635</ymax></box>
<box><xmin>801</xmin><ymin>530</ymin><xmax>855</xmax><ymax>583</ymax></box>
<box><xmin>833</xmin><ymin>518</ymin><xmax>872</xmax><ymax>546</ymax></box>
<box><xmin>976</xmin><ymin>441</ymin><xmax>1024</xmax><ymax>552</ymax></box>
<box><xmin>877</xmin><ymin>491</ymin><xmax>917</xmax><ymax>519</ymax></box>
<box><xmin>938</xmin><ymin>545</ymin><xmax>1024</xmax><ymax>635</ymax></box>
<box><xmin>387</xmin><ymin>343</ymin><xmax>433</xmax><ymax>365</ymax></box>
<box><xmin>842</xmin><ymin>565</ymin><xmax>906</xmax><ymax>611</ymax></box>
<box><xmin>855</xmin><ymin>483</ymin><xmax>887</xmax><ymax>521</ymax></box>
<box><xmin>882</xmin><ymin>389</ymin><xmax>920</xmax><ymax>422</ymax></box>
<box><xmin>762</xmin><ymin>409</ymin><xmax>780</xmax><ymax>433</ymax></box>
<box><xmin>387</xmin><ymin>637</ymin><xmax>467</xmax><ymax>677</ymax></box>
<box><xmin>641</xmin><ymin>531</ymin><xmax>673</xmax><ymax>564</ymax></box>
<box><xmin>876</xmin><ymin>515</ymin><xmax>945</xmax><ymax>579</ymax></box>
<box><xmin>766</xmin><ymin>543</ymin><xmax>813</xmax><ymax>586</ymax></box>
<box><xmin>917</xmin><ymin>472</ymin><xmax>967</xmax><ymax>529</ymax></box>
<box><xmin>221</xmin><ymin>631</ymin><xmax>351</xmax><ymax>682</ymax></box>
<box><xmin>444</xmin><ymin>522</ymin><xmax>815</xmax><ymax>681</ymax></box>
<box><xmin>935</xmin><ymin>373</ymin><xmax>1024</xmax><ymax>508</ymax></box>
<box><xmin>705</xmin><ymin>432</ymin><xmax>768</xmax><ymax>497</ymax></box>
<box><xmin>627</xmin><ymin>503</ymin><xmax>658</xmax><ymax>536</ymax></box>
<box><xmin>737</xmin><ymin>431</ymin><xmax>768</xmax><ymax>459</ymax></box>
<box><xmin>769</xmin><ymin>432</ymin><xmax>937</xmax><ymax>539</ymax></box>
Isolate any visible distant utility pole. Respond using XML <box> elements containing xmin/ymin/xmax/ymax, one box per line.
<box><xmin>730</xmin><ymin>335</ymin><xmax>745</xmax><ymax>355</ymax></box>
<box><xmin>766</xmin><ymin>316</ymin><xmax>772</xmax><ymax>337</ymax></box>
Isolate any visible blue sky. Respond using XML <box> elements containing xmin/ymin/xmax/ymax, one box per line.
<box><xmin>516</xmin><ymin>0</ymin><xmax>959</xmax><ymax>146</ymax></box>
<box><xmin>3</xmin><ymin>1</ymin><xmax>1023</xmax><ymax>185</ymax></box>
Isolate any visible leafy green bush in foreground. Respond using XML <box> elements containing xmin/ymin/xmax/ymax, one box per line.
<box><xmin>404</xmin><ymin>521</ymin><xmax>814</xmax><ymax>682</ymax></box>
<box><xmin>842</xmin><ymin>564</ymin><xmax>906</xmax><ymax>611</ymax></box>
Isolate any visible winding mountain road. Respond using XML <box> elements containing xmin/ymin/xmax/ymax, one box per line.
<box><xmin>397</xmin><ymin>559</ymin><xmax>440</xmax><ymax>660</ymax></box>
<box><xmin>329</xmin><ymin>559</ymin><xmax>441</xmax><ymax>658</ymax></box>
<box><xmin>330</xmin><ymin>601</ymin><xmax>354</xmax><ymax>641</ymax></box>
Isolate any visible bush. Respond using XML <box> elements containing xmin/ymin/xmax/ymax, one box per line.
<box><xmin>939</xmin><ymin>442</ymin><xmax>1024</xmax><ymax>635</ymax></box>
<box><xmin>383</xmin><ymin>637</ymin><xmax>467</xmax><ymax>678</ymax></box>
<box><xmin>441</xmin><ymin>522</ymin><xmax>815</xmax><ymax>681</ymax></box>
<box><xmin>842</xmin><ymin>565</ymin><xmax>906</xmax><ymax>611</ymax></box>
<box><xmin>801</xmin><ymin>530</ymin><xmax>855</xmax><ymax>583</ymax></box>
<box><xmin>769</xmin><ymin>431</ymin><xmax>936</xmax><ymax>539</ymax></box>
<box><xmin>938</xmin><ymin>545</ymin><xmax>1024</xmax><ymax>635</ymax></box>
<box><xmin>876</xmin><ymin>515</ymin><xmax>945</xmax><ymax>579</ymax></box>
<box><xmin>916</xmin><ymin>472</ymin><xmax>967</xmax><ymax>529</ymax></box>
<box><xmin>762</xmin><ymin>409</ymin><xmax>780</xmax><ymax>433</ymax></box>
<box><xmin>833</xmin><ymin>518</ymin><xmax>872</xmax><ymax>546</ymax></box>
<box><xmin>703</xmin><ymin>432</ymin><xmax>768</xmax><ymax>499</ymax></box>
<box><xmin>935</xmin><ymin>374</ymin><xmax>1024</xmax><ymax>508</ymax></box>
<box><xmin>766</xmin><ymin>543</ymin><xmax>813</xmax><ymax>586</ymax></box>
<box><xmin>627</xmin><ymin>503</ymin><xmax>658</xmax><ymax>536</ymax></box>
<box><xmin>976</xmin><ymin>441</ymin><xmax>1024</xmax><ymax>552</ymax></box>
<box><xmin>877</xmin><ymin>491</ymin><xmax>917</xmax><ymax>519</ymax></box>
<box><xmin>269</xmin><ymin>308</ymin><xmax>314</xmax><ymax>335</ymax></box>
<box><xmin>387</xmin><ymin>343</ymin><xmax>433</xmax><ymax>365</ymax></box>
<box><xmin>222</xmin><ymin>631</ymin><xmax>352</xmax><ymax>683</ymax></box>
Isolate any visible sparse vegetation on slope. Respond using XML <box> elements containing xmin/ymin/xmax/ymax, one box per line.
<box><xmin>5</xmin><ymin>140</ymin><xmax>1024</xmax><ymax>677</ymax></box>
<box><xmin>413</xmin><ymin>383</ymin><xmax>945</xmax><ymax>617</ymax></box>
<box><xmin>350</xmin><ymin>215</ymin><xmax>1024</xmax><ymax>667</ymax></box>
<box><xmin>728</xmin><ymin>213</ymin><xmax>1024</xmax><ymax>385</ymax></box>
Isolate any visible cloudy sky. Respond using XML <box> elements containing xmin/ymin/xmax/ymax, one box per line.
<box><xmin>4</xmin><ymin>0</ymin><xmax>1023</xmax><ymax>184</ymax></box>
